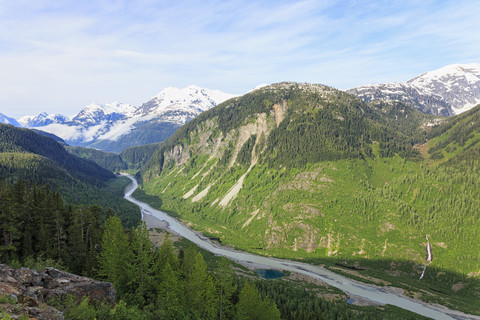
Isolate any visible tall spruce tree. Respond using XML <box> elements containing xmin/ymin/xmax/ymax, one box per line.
<box><xmin>97</xmin><ymin>215</ymin><xmax>131</xmax><ymax>296</ymax></box>
<box><xmin>126</xmin><ymin>221</ymin><xmax>155</xmax><ymax>306</ymax></box>
<box><xmin>0</xmin><ymin>180</ymin><xmax>18</xmax><ymax>262</ymax></box>
<box><xmin>216</xmin><ymin>257</ymin><xmax>237</xmax><ymax>320</ymax></box>
<box><xmin>236</xmin><ymin>280</ymin><xmax>281</xmax><ymax>320</ymax></box>
<box><xmin>157</xmin><ymin>261</ymin><xmax>185</xmax><ymax>319</ymax></box>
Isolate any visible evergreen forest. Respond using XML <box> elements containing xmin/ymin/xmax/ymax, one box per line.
<box><xmin>134</xmin><ymin>83</ymin><xmax>480</xmax><ymax>316</ymax></box>
<box><xmin>1</xmin><ymin>83</ymin><xmax>480</xmax><ymax>319</ymax></box>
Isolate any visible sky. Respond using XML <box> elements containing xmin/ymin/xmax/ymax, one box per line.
<box><xmin>1</xmin><ymin>0</ymin><xmax>479</xmax><ymax>118</ymax></box>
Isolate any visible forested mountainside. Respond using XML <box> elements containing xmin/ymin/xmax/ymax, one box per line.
<box><xmin>426</xmin><ymin>104</ymin><xmax>480</xmax><ymax>164</ymax></box>
<box><xmin>120</xmin><ymin>142</ymin><xmax>162</xmax><ymax>170</ymax></box>
<box><xmin>134</xmin><ymin>82</ymin><xmax>480</xmax><ymax>314</ymax></box>
<box><xmin>2</xmin><ymin>83</ymin><xmax>478</xmax><ymax>319</ymax></box>
<box><xmin>31</xmin><ymin>129</ymin><xmax>67</xmax><ymax>145</ymax></box>
<box><xmin>0</xmin><ymin>123</ymin><xmax>113</xmax><ymax>184</ymax></box>
<box><xmin>0</xmin><ymin>123</ymin><xmax>141</xmax><ymax>227</ymax></box>
<box><xmin>66</xmin><ymin>146</ymin><xmax>128</xmax><ymax>172</ymax></box>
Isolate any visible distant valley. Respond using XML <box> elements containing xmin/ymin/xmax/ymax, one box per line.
<box><xmin>1</xmin><ymin>64</ymin><xmax>480</xmax><ymax>318</ymax></box>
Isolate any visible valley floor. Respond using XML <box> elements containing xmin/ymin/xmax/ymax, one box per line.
<box><xmin>125</xmin><ymin>174</ymin><xmax>480</xmax><ymax>320</ymax></box>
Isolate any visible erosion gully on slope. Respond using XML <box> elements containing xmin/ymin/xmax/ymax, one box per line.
<box><xmin>122</xmin><ymin>174</ymin><xmax>480</xmax><ymax>320</ymax></box>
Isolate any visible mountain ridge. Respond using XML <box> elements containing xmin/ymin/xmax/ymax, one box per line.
<box><xmin>133</xmin><ymin>83</ymin><xmax>480</xmax><ymax>301</ymax></box>
<box><xmin>348</xmin><ymin>63</ymin><xmax>480</xmax><ymax>115</ymax></box>
<box><xmin>7</xmin><ymin>85</ymin><xmax>237</xmax><ymax>153</ymax></box>
<box><xmin>2</xmin><ymin>63</ymin><xmax>479</xmax><ymax>152</ymax></box>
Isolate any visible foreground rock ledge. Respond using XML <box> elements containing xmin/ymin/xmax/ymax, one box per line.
<box><xmin>0</xmin><ymin>264</ymin><xmax>115</xmax><ymax>320</ymax></box>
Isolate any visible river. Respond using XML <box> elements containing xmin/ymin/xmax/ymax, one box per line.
<box><xmin>122</xmin><ymin>174</ymin><xmax>480</xmax><ymax>320</ymax></box>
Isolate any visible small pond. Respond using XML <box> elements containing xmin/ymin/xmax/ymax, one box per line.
<box><xmin>256</xmin><ymin>269</ymin><xmax>285</xmax><ymax>279</ymax></box>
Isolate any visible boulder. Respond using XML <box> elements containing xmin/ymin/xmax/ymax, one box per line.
<box><xmin>0</xmin><ymin>264</ymin><xmax>115</xmax><ymax>319</ymax></box>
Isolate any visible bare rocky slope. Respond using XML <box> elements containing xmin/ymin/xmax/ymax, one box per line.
<box><xmin>0</xmin><ymin>264</ymin><xmax>115</xmax><ymax>319</ymax></box>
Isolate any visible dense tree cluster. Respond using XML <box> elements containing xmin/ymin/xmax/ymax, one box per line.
<box><xmin>95</xmin><ymin>216</ymin><xmax>281</xmax><ymax>319</ymax></box>
<box><xmin>0</xmin><ymin>124</ymin><xmax>114</xmax><ymax>185</ymax></box>
<box><xmin>0</xmin><ymin>180</ymin><xmax>103</xmax><ymax>275</ymax></box>
<box><xmin>255</xmin><ymin>280</ymin><xmax>369</xmax><ymax>320</ymax></box>
<box><xmin>236</xmin><ymin>135</ymin><xmax>256</xmax><ymax>166</ymax></box>
<box><xmin>264</xmin><ymin>91</ymin><xmax>422</xmax><ymax>167</ymax></box>
<box><xmin>428</xmin><ymin>105</ymin><xmax>479</xmax><ymax>162</ymax></box>
<box><xmin>0</xmin><ymin>153</ymin><xmax>73</xmax><ymax>185</ymax></box>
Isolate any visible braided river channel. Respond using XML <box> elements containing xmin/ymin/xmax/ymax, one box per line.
<box><xmin>123</xmin><ymin>174</ymin><xmax>479</xmax><ymax>320</ymax></box>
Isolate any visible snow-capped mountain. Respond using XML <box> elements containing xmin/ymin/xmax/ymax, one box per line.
<box><xmin>18</xmin><ymin>112</ymin><xmax>67</xmax><ymax>127</ymax></box>
<box><xmin>71</xmin><ymin>102</ymin><xmax>136</xmax><ymax>126</ymax></box>
<box><xmin>12</xmin><ymin>86</ymin><xmax>237</xmax><ymax>153</ymax></box>
<box><xmin>0</xmin><ymin>113</ymin><xmax>20</xmax><ymax>126</ymax></box>
<box><xmin>348</xmin><ymin>63</ymin><xmax>480</xmax><ymax>115</ymax></box>
<box><xmin>134</xmin><ymin>85</ymin><xmax>236</xmax><ymax>123</ymax></box>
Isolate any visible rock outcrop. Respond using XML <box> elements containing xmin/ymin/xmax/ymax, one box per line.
<box><xmin>0</xmin><ymin>264</ymin><xmax>115</xmax><ymax>320</ymax></box>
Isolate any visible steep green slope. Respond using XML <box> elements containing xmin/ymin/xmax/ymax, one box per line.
<box><xmin>120</xmin><ymin>142</ymin><xmax>162</xmax><ymax>170</ymax></box>
<box><xmin>0</xmin><ymin>124</ymin><xmax>141</xmax><ymax>227</ymax></box>
<box><xmin>66</xmin><ymin>146</ymin><xmax>127</xmax><ymax>172</ymax></box>
<box><xmin>426</xmin><ymin>105</ymin><xmax>480</xmax><ymax>164</ymax></box>
<box><xmin>0</xmin><ymin>152</ymin><xmax>73</xmax><ymax>184</ymax></box>
<box><xmin>0</xmin><ymin>123</ymin><xmax>114</xmax><ymax>184</ymax></box>
<box><xmin>135</xmin><ymin>83</ymin><xmax>480</xmax><ymax>313</ymax></box>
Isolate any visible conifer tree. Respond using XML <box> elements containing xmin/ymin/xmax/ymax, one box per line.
<box><xmin>126</xmin><ymin>221</ymin><xmax>155</xmax><ymax>306</ymax></box>
<box><xmin>97</xmin><ymin>216</ymin><xmax>131</xmax><ymax>296</ymax></box>
<box><xmin>181</xmin><ymin>244</ymin><xmax>198</xmax><ymax>279</ymax></box>
<box><xmin>236</xmin><ymin>280</ymin><xmax>281</xmax><ymax>320</ymax></box>
<box><xmin>157</xmin><ymin>262</ymin><xmax>185</xmax><ymax>319</ymax></box>
<box><xmin>13</xmin><ymin>180</ymin><xmax>34</xmax><ymax>258</ymax></box>
<box><xmin>216</xmin><ymin>257</ymin><xmax>237</xmax><ymax>320</ymax></box>
<box><xmin>0</xmin><ymin>180</ymin><xmax>18</xmax><ymax>262</ymax></box>
<box><xmin>156</xmin><ymin>233</ymin><xmax>179</xmax><ymax>271</ymax></box>
<box><xmin>184</xmin><ymin>251</ymin><xmax>218</xmax><ymax>319</ymax></box>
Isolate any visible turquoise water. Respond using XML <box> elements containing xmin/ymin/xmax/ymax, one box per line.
<box><xmin>256</xmin><ymin>269</ymin><xmax>285</xmax><ymax>279</ymax></box>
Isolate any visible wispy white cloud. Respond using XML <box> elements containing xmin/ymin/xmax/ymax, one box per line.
<box><xmin>0</xmin><ymin>0</ymin><xmax>479</xmax><ymax>117</ymax></box>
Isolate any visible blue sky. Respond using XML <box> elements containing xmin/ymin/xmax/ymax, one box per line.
<box><xmin>1</xmin><ymin>0</ymin><xmax>479</xmax><ymax>117</ymax></box>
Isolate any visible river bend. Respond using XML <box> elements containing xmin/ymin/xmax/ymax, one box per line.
<box><xmin>122</xmin><ymin>174</ymin><xmax>479</xmax><ymax>320</ymax></box>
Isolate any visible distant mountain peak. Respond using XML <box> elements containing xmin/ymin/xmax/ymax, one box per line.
<box><xmin>71</xmin><ymin>102</ymin><xmax>136</xmax><ymax>126</ymax></box>
<box><xmin>408</xmin><ymin>63</ymin><xmax>480</xmax><ymax>87</ymax></box>
<box><xmin>11</xmin><ymin>85</ymin><xmax>236</xmax><ymax>153</ymax></box>
<box><xmin>137</xmin><ymin>85</ymin><xmax>237</xmax><ymax>120</ymax></box>
<box><xmin>18</xmin><ymin>112</ymin><xmax>67</xmax><ymax>127</ymax></box>
<box><xmin>0</xmin><ymin>113</ymin><xmax>20</xmax><ymax>126</ymax></box>
<box><xmin>348</xmin><ymin>63</ymin><xmax>480</xmax><ymax>115</ymax></box>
